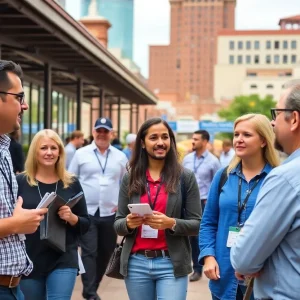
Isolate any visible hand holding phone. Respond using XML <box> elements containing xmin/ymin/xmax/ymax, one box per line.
<box><xmin>127</xmin><ymin>203</ymin><xmax>153</xmax><ymax>216</ymax></box>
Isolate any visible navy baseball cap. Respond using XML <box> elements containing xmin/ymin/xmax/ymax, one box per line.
<box><xmin>94</xmin><ymin>117</ymin><xmax>113</xmax><ymax>131</ymax></box>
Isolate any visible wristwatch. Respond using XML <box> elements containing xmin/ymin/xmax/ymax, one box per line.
<box><xmin>171</xmin><ymin>219</ymin><xmax>176</xmax><ymax>231</ymax></box>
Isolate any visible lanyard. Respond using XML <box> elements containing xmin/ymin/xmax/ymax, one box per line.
<box><xmin>94</xmin><ymin>149</ymin><xmax>110</xmax><ymax>175</ymax></box>
<box><xmin>194</xmin><ymin>153</ymin><xmax>204</xmax><ymax>174</ymax></box>
<box><xmin>146</xmin><ymin>181</ymin><xmax>162</xmax><ymax>210</ymax></box>
<box><xmin>237</xmin><ymin>177</ymin><xmax>260</xmax><ymax>226</ymax></box>
<box><xmin>0</xmin><ymin>158</ymin><xmax>15</xmax><ymax>213</ymax></box>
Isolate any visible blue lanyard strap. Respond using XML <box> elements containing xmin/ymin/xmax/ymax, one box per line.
<box><xmin>237</xmin><ymin>177</ymin><xmax>260</xmax><ymax>226</ymax></box>
<box><xmin>94</xmin><ymin>149</ymin><xmax>110</xmax><ymax>174</ymax></box>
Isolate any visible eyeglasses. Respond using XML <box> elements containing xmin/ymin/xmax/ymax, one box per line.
<box><xmin>0</xmin><ymin>91</ymin><xmax>25</xmax><ymax>105</ymax></box>
<box><xmin>270</xmin><ymin>108</ymin><xmax>299</xmax><ymax>121</ymax></box>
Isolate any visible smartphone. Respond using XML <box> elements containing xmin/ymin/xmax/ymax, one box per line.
<box><xmin>127</xmin><ymin>203</ymin><xmax>153</xmax><ymax>216</ymax></box>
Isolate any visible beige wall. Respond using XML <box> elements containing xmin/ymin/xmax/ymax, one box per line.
<box><xmin>215</xmin><ymin>33</ymin><xmax>300</xmax><ymax>102</ymax></box>
<box><xmin>217</xmin><ymin>34</ymin><xmax>300</xmax><ymax>65</ymax></box>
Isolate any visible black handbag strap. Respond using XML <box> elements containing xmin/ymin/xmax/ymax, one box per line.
<box><xmin>120</xmin><ymin>236</ymin><xmax>126</xmax><ymax>246</ymax></box>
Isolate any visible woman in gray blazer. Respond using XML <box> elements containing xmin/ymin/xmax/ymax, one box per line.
<box><xmin>114</xmin><ymin>118</ymin><xmax>201</xmax><ymax>300</ymax></box>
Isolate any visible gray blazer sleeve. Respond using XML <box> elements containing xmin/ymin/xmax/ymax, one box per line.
<box><xmin>114</xmin><ymin>173</ymin><xmax>135</xmax><ymax>236</ymax></box>
<box><xmin>172</xmin><ymin>169</ymin><xmax>201</xmax><ymax>236</ymax></box>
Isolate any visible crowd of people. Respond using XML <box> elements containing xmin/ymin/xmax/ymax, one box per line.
<box><xmin>1</xmin><ymin>59</ymin><xmax>300</xmax><ymax>300</ymax></box>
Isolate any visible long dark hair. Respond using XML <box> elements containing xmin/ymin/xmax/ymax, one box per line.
<box><xmin>128</xmin><ymin>118</ymin><xmax>182</xmax><ymax>196</ymax></box>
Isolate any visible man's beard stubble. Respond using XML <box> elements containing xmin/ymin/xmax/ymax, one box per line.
<box><xmin>274</xmin><ymin>138</ymin><xmax>284</xmax><ymax>153</ymax></box>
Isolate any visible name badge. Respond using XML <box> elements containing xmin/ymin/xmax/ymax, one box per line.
<box><xmin>99</xmin><ymin>175</ymin><xmax>109</xmax><ymax>186</ymax></box>
<box><xmin>18</xmin><ymin>234</ymin><xmax>26</xmax><ymax>242</ymax></box>
<box><xmin>141</xmin><ymin>225</ymin><xmax>158</xmax><ymax>239</ymax></box>
<box><xmin>226</xmin><ymin>226</ymin><xmax>241</xmax><ymax>248</ymax></box>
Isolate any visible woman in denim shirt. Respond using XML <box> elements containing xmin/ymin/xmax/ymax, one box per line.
<box><xmin>199</xmin><ymin>114</ymin><xmax>280</xmax><ymax>300</ymax></box>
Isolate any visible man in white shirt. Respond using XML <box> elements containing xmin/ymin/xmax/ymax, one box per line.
<box><xmin>64</xmin><ymin>130</ymin><xmax>84</xmax><ymax>169</ymax></box>
<box><xmin>219</xmin><ymin>139</ymin><xmax>235</xmax><ymax>167</ymax></box>
<box><xmin>69</xmin><ymin>117</ymin><xmax>128</xmax><ymax>300</ymax></box>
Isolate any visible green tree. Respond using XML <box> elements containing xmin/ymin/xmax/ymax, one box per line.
<box><xmin>218</xmin><ymin>94</ymin><xmax>276</xmax><ymax>121</ymax></box>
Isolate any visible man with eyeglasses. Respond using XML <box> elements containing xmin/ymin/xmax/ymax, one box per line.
<box><xmin>0</xmin><ymin>60</ymin><xmax>47</xmax><ymax>299</ymax></box>
<box><xmin>231</xmin><ymin>82</ymin><xmax>300</xmax><ymax>300</ymax></box>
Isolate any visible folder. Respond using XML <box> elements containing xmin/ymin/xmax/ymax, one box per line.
<box><xmin>66</xmin><ymin>191</ymin><xmax>84</xmax><ymax>209</ymax></box>
<box><xmin>40</xmin><ymin>194</ymin><xmax>67</xmax><ymax>253</ymax></box>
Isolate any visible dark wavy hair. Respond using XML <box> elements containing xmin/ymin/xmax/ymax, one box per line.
<box><xmin>128</xmin><ymin>118</ymin><xmax>182</xmax><ymax>196</ymax></box>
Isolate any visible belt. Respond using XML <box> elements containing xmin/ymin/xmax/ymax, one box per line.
<box><xmin>0</xmin><ymin>275</ymin><xmax>22</xmax><ymax>288</ymax></box>
<box><xmin>136</xmin><ymin>250</ymin><xmax>170</xmax><ymax>258</ymax></box>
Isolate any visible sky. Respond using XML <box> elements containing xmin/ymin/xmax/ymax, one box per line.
<box><xmin>66</xmin><ymin>0</ymin><xmax>300</xmax><ymax>77</ymax></box>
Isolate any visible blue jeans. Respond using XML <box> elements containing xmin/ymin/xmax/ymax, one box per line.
<box><xmin>20</xmin><ymin>268</ymin><xmax>77</xmax><ymax>300</ymax></box>
<box><xmin>125</xmin><ymin>254</ymin><xmax>188</xmax><ymax>300</ymax></box>
<box><xmin>211</xmin><ymin>284</ymin><xmax>254</xmax><ymax>300</ymax></box>
<box><xmin>0</xmin><ymin>286</ymin><xmax>24</xmax><ymax>300</ymax></box>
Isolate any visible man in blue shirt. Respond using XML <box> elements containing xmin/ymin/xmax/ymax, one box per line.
<box><xmin>183</xmin><ymin>130</ymin><xmax>220</xmax><ymax>281</ymax></box>
<box><xmin>231</xmin><ymin>82</ymin><xmax>300</xmax><ymax>300</ymax></box>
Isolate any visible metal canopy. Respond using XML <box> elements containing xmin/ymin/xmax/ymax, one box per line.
<box><xmin>0</xmin><ymin>0</ymin><xmax>157</xmax><ymax>105</ymax></box>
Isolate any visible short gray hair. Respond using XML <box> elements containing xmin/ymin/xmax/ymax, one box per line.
<box><xmin>285</xmin><ymin>84</ymin><xmax>300</xmax><ymax>111</ymax></box>
<box><xmin>283</xmin><ymin>79</ymin><xmax>300</xmax><ymax>90</ymax></box>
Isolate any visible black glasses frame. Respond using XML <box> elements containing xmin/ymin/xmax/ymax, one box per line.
<box><xmin>270</xmin><ymin>108</ymin><xmax>299</xmax><ymax>121</ymax></box>
<box><xmin>0</xmin><ymin>91</ymin><xmax>25</xmax><ymax>105</ymax></box>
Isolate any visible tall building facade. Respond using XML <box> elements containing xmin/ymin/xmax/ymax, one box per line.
<box><xmin>81</xmin><ymin>0</ymin><xmax>134</xmax><ymax>59</ymax></box>
<box><xmin>214</xmin><ymin>15</ymin><xmax>300</xmax><ymax>102</ymax></box>
<box><xmin>149</xmin><ymin>0</ymin><xmax>236</xmax><ymax>107</ymax></box>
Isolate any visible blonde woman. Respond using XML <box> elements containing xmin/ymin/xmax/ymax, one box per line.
<box><xmin>199</xmin><ymin>114</ymin><xmax>280</xmax><ymax>300</ymax></box>
<box><xmin>16</xmin><ymin>129</ymin><xmax>90</xmax><ymax>300</ymax></box>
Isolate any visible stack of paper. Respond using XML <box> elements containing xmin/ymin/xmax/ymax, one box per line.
<box><xmin>36</xmin><ymin>192</ymin><xmax>57</xmax><ymax>209</ymax></box>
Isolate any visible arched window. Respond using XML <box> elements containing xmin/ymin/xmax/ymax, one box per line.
<box><xmin>250</xmin><ymin>84</ymin><xmax>257</xmax><ymax>89</ymax></box>
<box><xmin>266</xmin><ymin>84</ymin><xmax>274</xmax><ymax>89</ymax></box>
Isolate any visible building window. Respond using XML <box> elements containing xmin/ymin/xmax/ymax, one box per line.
<box><xmin>274</xmin><ymin>55</ymin><xmax>280</xmax><ymax>64</ymax></box>
<box><xmin>291</xmin><ymin>40</ymin><xmax>297</xmax><ymax>49</ymax></box>
<box><xmin>254</xmin><ymin>55</ymin><xmax>260</xmax><ymax>64</ymax></box>
<box><xmin>266</xmin><ymin>84</ymin><xmax>274</xmax><ymax>89</ymax></box>
<box><xmin>250</xmin><ymin>84</ymin><xmax>257</xmax><ymax>89</ymax></box>
<box><xmin>283</xmin><ymin>55</ymin><xmax>288</xmax><ymax>64</ymax></box>
<box><xmin>247</xmin><ymin>72</ymin><xmax>257</xmax><ymax>77</ymax></box>
<box><xmin>238</xmin><ymin>41</ymin><xmax>243</xmax><ymax>50</ymax></box>
<box><xmin>274</xmin><ymin>41</ymin><xmax>280</xmax><ymax>49</ymax></box>
<box><xmin>266</xmin><ymin>40</ymin><xmax>271</xmax><ymax>49</ymax></box>
<box><xmin>291</xmin><ymin>55</ymin><xmax>297</xmax><ymax>64</ymax></box>
<box><xmin>229</xmin><ymin>55</ymin><xmax>234</xmax><ymax>64</ymax></box>
<box><xmin>176</xmin><ymin>59</ymin><xmax>181</xmax><ymax>69</ymax></box>
<box><xmin>246</xmin><ymin>55</ymin><xmax>251</xmax><ymax>64</ymax></box>
<box><xmin>266</xmin><ymin>55</ymin><xmax>271</xmax><ymax>64</ymax></box>
<box><xmin>254</xmin><ymin>41</ymin><xmax>260</xmax><ymax>50</ymax></box>
<box><xmin>229</xmin><ymin>41</ymin><xmax>234</xmax><ymax>50</ymax></box>
<box><xmin>283</xmin><ymin>40</ymin><xmax>288</xmax><ymax>49</ymax></box>
<box><xmin>237</xmin><ymin>55</ymin><xmax>243</xmax><ymax>64</ymax></box>
<box><xmin>246</xmin><ymin>41</ymin><xmax>251</xmax><ymax>50</ymax></box>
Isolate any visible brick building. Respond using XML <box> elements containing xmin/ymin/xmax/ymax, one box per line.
<box><xmin>148</xmin><ymin>0</ymin><xmax>236</xmax><ymax>120</ymax></box>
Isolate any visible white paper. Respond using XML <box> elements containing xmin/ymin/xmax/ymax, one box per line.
<box><xmin>141</xmin><ymin>225</ymin><xmax>158</xmax><ymax>239</ymax></box>
<box><xmin>36</xmin><ymin>192</ymin><xmax>56</xmax><ymax>209</ymax></box>
<box><xmin>78</xmin><ymin>252</ymin><xmax>85</xmax><ymax>274</ymax></box>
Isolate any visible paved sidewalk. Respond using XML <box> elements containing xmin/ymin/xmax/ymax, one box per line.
<box><xmin>72</xmin><ymin>275</ymin><xmax>211</xmax><ymax>300</ymax></box>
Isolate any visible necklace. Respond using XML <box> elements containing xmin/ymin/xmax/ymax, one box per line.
<box><xmin>36</xmin><ymin>180</ymin><xmax>58</xmax><ymax>200</ymax></box>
